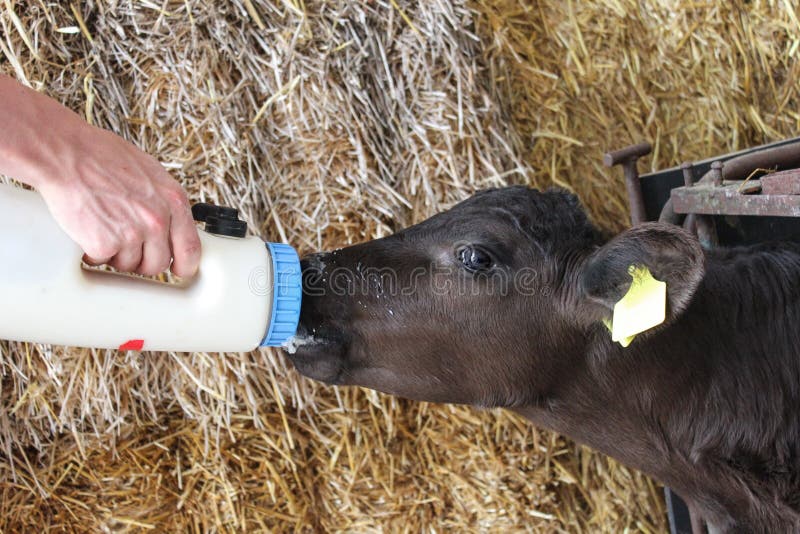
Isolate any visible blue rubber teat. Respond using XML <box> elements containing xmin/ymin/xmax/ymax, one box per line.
<box><xmin>261</xmin><ymin>242</ymin><xmax>302</xmax><ymax>347</ymax></box>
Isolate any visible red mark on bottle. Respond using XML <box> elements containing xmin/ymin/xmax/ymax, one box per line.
<box><xmin>119</xmin><ymin>339</ymin><xmax>144</xmax><ymax>351</ymax></box>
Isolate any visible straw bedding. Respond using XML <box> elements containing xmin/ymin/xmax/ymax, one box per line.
<box><xmin>1</xmin><ymin>0</ymin><xmax>798</xmax><ymax>531</ymax></box>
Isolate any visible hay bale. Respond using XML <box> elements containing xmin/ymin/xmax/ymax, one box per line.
<box><xmin>0</xmin><ymin>0</ymin><xmax>797</xmax><ymax>531</ymax></box>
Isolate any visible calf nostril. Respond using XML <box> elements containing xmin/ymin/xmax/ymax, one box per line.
<box><xmin>301</xmin><ymin>252</ymin><xmax>329</xmax><ymax>271</ymax></box>
<box><xmin>301</xmin><ymin>252</ymin><xmax>331</xmax><ymax>296</ymax></box>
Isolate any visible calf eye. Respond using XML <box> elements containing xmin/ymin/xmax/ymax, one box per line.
<box><xmin>457</xmin><ymin>245</ymin><xmax>494</xmax><ymax>272</ymax></box>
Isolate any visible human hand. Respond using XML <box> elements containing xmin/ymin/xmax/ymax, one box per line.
<box><xmin>35</xmin><ymin>126</ymin><xmax>202</xmax><ymax>277</ymax></box>
<box><xmin>0</xmin><ymin>75</ymin><xmax>201</xmax><ymax>277</ymax></box>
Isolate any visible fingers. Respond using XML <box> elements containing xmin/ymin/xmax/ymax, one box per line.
<box><xmin>82</xmin><ymin>239</ymin><xmax>120</xmax><ymax>267</ymax></box>
<box><xmin>83</xmin><ymin>252</ymin><xmax>114</xmax><ymax>266</ymax></box>
<box><xmin>79</xmin><ymin>198</ymin><xmax>198</xmax><ymax>278</ymax></box>
<box><xmin>166</xmin><ymin>189</ymin><xmax>202</xmax><ymax>278</ymax></box>
<box><xmin>49</xmin><ymin>174</ymin><xmax>199</xmax><ymax>277</ymax></box>
<box><xmin>138</xmin><ymin>231</ymin><xmax>172</xmax><ymax>276</ymax></box>
<box><xmin>79</xmin><ymin>208</ymin><xmax>161</xmax><ymax>275</ymax></box>
<box><xmin>81</xmin><ymin>223</ymin><xmax>174</xmax><ymax>277</ymax></box>
<box><xmin>109</xmin><ymin>242</ymin><xmax>144</xmax><ymax>273</ymax></box>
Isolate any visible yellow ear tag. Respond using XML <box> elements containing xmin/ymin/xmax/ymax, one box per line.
<box><xmin>609</xmin><ymin>265</ymin><xmax>667</xmax><ymax>347</ymax></box>
<box><xmin>602</xmin><ymin>318</ymin><xmax>635</xmax><ymax>348</ymax></box>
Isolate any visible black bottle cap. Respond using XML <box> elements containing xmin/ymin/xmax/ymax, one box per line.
<box><xmin>191</xmin><ymin>202</ymin><xmax>247</xmax><ymax>238</ymax></box>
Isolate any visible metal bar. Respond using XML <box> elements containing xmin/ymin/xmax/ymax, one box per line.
<box><xmin>696</xmin><ymin>215</ymin><xmax>718</xmax><ymax>249</ymax></box>
<box><xmin>709</xmin><ymin>161</ymin><xmax>723</xmax><ymax>187</ymax></box>
<box><xmin>604</xmin><ymin>142</ymin><xmax>652</xmax><ymax>226</ymax></box>
<box><xmin>721</xmin><ymin>142</ymin><xmax>800</xmax><ymax>181</ymax></box>
<box><xmin>681</xmin><ymin>162</ymin><xmax>695</xmax><ymax>187</ymax></box>
<box><xmin>603</xmin><ymin>142</ymin><xmax>653</xmax><ymax>166</ymax></box>
<box><xmin>760</xmin><ymin>169</ymin><xmax>800</xmax><ymax>195</ymax></box>
<box><xmin>671</xmin><ymin>182</ymin><xmax>800</xmax><ymax>217</ymax></box>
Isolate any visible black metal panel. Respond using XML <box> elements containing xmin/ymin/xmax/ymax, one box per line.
<box><xmin>665</xmin><ymin>487</ymin><xmax>693</xmax><ymax>534</ymax></box>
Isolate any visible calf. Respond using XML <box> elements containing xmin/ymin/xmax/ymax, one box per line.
<box><xmin>285</xmin><ymin>186</ymin><xmax>800</xmax><ymax>533</ymax></box>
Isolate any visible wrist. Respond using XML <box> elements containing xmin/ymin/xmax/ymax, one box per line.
<box><xmin>0</xmin><ymin>136</ymin><xmax>47</xmax><ymax>188</ymax></box>
<box><xmin>0</xmin><ymin>76</ymin><xmax>87</xmax><ymax>190</ymax></box>
<box><xmin>0</xmin><ymin>134</ymin><xmax>62</xmax><ymax>190</ymax></box>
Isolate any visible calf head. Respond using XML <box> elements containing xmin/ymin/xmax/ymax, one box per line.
<box><xmin>286</xmin><ymin>186</ymin><xmax>704</xmax><ymax>406</ymax></box>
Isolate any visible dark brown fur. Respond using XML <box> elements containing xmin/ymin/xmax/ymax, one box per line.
<box><xmin>286</xmin><ymin>186</ymin><xmax>800</xmax><ymax>532</ymax></box>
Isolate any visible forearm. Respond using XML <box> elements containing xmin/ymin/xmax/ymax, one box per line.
<box><xmin>0</xmin><ymin>74</ymin><xmax>88</xmax><ymax>189</ymax></box>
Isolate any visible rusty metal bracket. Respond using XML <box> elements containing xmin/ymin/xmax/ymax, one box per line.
<box><xmin>607</xmin><ymin>139</ymin><xmax>800</xmax><ymax>250</ymax></box>
<box><xmin>604</xmin><ymin>142</ymin><xmax>652</xmax><ymax>226</ymax></box>
<box><xmin>671</xmin><ymin>179</ymin><xmax>800</xmax><ymax>218</ymax></box>
<box><xmin>760</xmin><ymin>168</ymin><xmax>800</xmax><ymax>195</ymax></box>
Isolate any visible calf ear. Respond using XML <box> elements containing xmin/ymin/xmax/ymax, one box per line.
<box><xmin>579</xmin><ymin>222</ymin><xmax>705</xmax><ymax>325</ymax></box>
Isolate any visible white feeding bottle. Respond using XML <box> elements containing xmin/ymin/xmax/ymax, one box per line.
<box><xmin>0</xmin><ymin>182</ymin><xmax>302</xmax><ymax>352</ymax></box>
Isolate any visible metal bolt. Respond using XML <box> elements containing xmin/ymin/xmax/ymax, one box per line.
<box><xmin>681</xmin><ymin>162</ymin><xmax>695</xmax><ymax>187</ymax></box>
<box><xmin>710</xmin><ymin>161</ymin><xmax>724</xmax><ymax>187</ymax></box>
